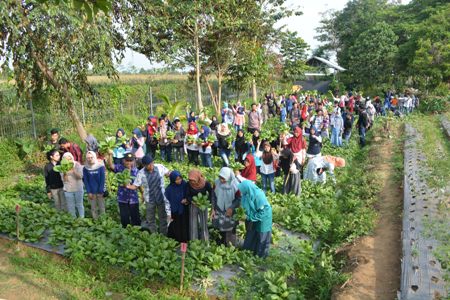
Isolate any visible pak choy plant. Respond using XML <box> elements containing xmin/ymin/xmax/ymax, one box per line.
<box><xmin>53</xmin><ymin>157</ymin><xmax>74</xmax><ymax>173</ymax></box>
<box><xmin>115</xmin><ymin>169</ymin><xmax>135</xmax><ymax>186</ymax></box>
<box><xmin>192</xmin><ymin>192</ymin><xmax>210</xmax><ymax>210</ymax></box>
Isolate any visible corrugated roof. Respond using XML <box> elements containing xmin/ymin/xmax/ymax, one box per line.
<box><xmin>307</xmin><ymin>56</ymin><xmax>346</xmax><ymax>71</ymax></box>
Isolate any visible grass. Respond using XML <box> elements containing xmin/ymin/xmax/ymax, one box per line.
<box><xmin>1</xmin><ymin>239</ymin><xmax>198</xmax><ymax>300</ymax></box>
<box><xmin>410</xmin><ymin>114</ymin><xmax>450</xmax><ymax>190</ymax></box>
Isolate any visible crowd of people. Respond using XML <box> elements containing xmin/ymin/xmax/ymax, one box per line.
<box><xmin>43</xmin><ymin>89</ymin><xmax>417</xmax><ymax>258</ymax></box>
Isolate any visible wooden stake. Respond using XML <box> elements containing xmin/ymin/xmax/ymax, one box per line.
<box><xmin>15</xmin><ymin>204</ymin><xmax>21</xmax><ymax>250</ymax></box>
<box><xmin>180</xmin><ymin>242</ymin><xmax>187</xmax><ymax>292</ymax></box>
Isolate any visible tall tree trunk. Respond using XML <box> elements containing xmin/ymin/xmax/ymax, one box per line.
<box><xmin>252</xmin><ymin>79</ymin><xmax>257</xmax><ymax>103</ymax></box>
<box><xmin>194</xmin><ymin>22</ymin><xmax>203</xmax><ymax>111</ymax></box>
<box><xmin>217</xmin><ymin>69</ymin><xmax>222</xmax><ymax>114</ymax></box>
<box><xmin>32</xmin><ymin>52</ymin><xmax>87</xmax><ymax>141</ymax></box>
<box><xmin>204</xmin><ymin>76</ymin><xmax>219</xmax><ymax>114</ymax></box>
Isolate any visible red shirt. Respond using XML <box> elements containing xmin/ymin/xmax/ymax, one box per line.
<box><xmin>68</xmin><ymin>143</ymin><xmax>83</xmax><ymax>164</ymax></box>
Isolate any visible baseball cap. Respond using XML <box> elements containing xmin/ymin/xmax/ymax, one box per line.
<box><xmin>124</xmin><ymin>153</ymin><xmax>135</xmax><ymax>161</ymax></box>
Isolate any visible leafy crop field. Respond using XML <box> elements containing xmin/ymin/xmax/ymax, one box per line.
<box><xmin>0</xmin><ymin>120</ymin><xmax>382</xmax><ymax>299</ymax></box>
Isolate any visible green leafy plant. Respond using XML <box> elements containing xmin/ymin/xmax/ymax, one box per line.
<box><xmin>53</xmin><ymin>158</ymin><xmax>74</xmax><ymax>173</ymax></box>
<box><xmin>229</xmin><ymin>161</ymin><xmax>244</xmax><ymax>171</ymax></box>
<box><xmin>166</xmin><ymin>131</ymin><xmax>175</xmax><ymax>140</ymax></box>
<box><xmin>99</xmin><ymin>136</ymin><xmax>118</xmax><ymax>154</ymax></box>
<box><xmin>192</xmin><ymin>192</ymin><xmax>210</xmax><ymax>210</ymax></box>
<box><xmin>115</xmin><ymin>169</ymin><xmax>135</xmax><ymax>186</ymax></box>
<box><xmin>233</xmin><ymin>207</ymin><xmax>246</xmax><ymax>221</ymax></box>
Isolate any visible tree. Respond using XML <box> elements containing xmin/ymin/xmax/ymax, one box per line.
<box><xmin>347</xmin><ymin>22</ymin><xmax>398</xmax><ymax>90</ymax></box>
<box><xmin>280</xmin><ymin>31</ymin><xmax>309</xmax><ymax>83</ymax></box>
<box><xmin>0</xmin><ymin>0</ymin><xmax>123</xmax><ymax>140</ymax></box>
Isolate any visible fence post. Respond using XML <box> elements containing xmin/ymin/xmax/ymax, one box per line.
<box><xmin>29</xmin><ymin>99</ymin><xmax>37</xmax><ymax>139</ymax></box>
<box><xmin>81</xmin><ymin>98</ymin><xmax>86</xmax><ymax>126</ymax></box>
<box><xmin>150</xmin><ymin>87</ymin><xmax>153</xmax><ymax>115</ymax></box>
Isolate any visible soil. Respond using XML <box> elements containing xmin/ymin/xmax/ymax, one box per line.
<box><xmin>333</xmin><ymin>128</ymin><xmax>403</xmax><ymax>300</ymax></box>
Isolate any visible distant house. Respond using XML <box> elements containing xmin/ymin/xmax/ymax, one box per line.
<box><xmin>294</xmin><ymin>56</ymin><xmax>346</xmax><ymax>93</ymax></box>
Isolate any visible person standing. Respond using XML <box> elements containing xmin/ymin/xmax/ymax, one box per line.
<box><xmin>255</xmin><ymin>142</ymin><xmax>278</xmax><ymax>193</ymax></box>
<box><xmin>61</xmin><ymin>152</ymin><xmax>84</xmax><ymax>218</ymax></box>
<box><xmin>356</xmin><ymin>105</ymin><xmax>369</xmax><ymax>147</ymax></box>
<box><xmin>185</xmin><ymin>121</ymin><xmax>200</xmax><ymax>165</ymax></box>
<box><xmin>172</xmin><ymin>118</ymin><xmax>185</xmax><ymax>162</ymax></box>
<box><xmin>306</xmin><ymin>127</ymin><xmax>323</xmax><ymax>158</ymax></box>
<box><xmin>113</xmin><ymin>128</ymin><xmax>128</xmax><ymax>165</ymax></box>
<box><xmin>234</xmin><ymin>129</ymin><xmax>249</xmax><ymax>163</ymax></box>
<box><xmin>343</xmin><ymin>112</ymin><xmax>354</xmax><ymax>144</ymax></box>
<box><xmin>59</xmin><ymin>138</ymin><xmax>83</xmax><ymax>164</ymax></box>
<box><xmin>211</xmin><ymin>167</ymin><xmax>241</xmax><ymax>246</ymax></box>
<box><xmin>44</xmin><ymin>149</ymin><xmax>66</xmax><ymax>211</ymax></box>
<box><xmin>247</xmin><ymin>103</ymin><xmax>262</xmax><ymax>133</ymax></box>
<box><xmin>144</xmin><ymin>116</ymin><xmax>158</xmax><ymax>158</ymax></box>
<box><xmin>217</xmin><ymin>123</ymin><xmax>232</xmax><ymax>167</ymax></box>
<box><xmin>330</xmin><ymin>109</ymin><xmax>344</xmax><ymax>147</ymax></box>
<box><xmin>279</xmin><ymin>148</ymin><xmax>301</xmax><ymax>196</ymax></box>
<box><xmin>239</xmin><ymin>153</ymin><xmax>257</xmax><ymax>182</ymax></box>
<box><xmin>127</xmin><ymin>155</ymin><xmax>171</xmax><ymax>235</ymax></box>
<box><xmin>106</xmin><ymin>152</ymin><xmax>141</xmax><ymax>228</ymax></box>
<box><xmin>48</xmin><ymin>128</ymin><xmax>61</xmax><ymax>151</ymax></box>
<box><xmin>165</xmin><ymin>171</ymin><xmax>189</xmax><ymax>243</ymax></box>
<box><xmin>83</xmin><ymin>151</ymin><xmax>106</xmax><ymax>220</ymax></box>
<box><xmin>157</xmin><ymin>117</ymin><xmax>172</xmax><ymax>162</ymax></box>
<box><xmin>130</xmin><ymin>128</ymin><xmax>145</xmax><ymax>165</ymax></box>
<box><xmin>187</xmin><ymin>169</ymin><xmax>213</xmax><ymax>241</ymax></box>
<box><xmin>287</xmin><ymin>127</ymin><xmax>307</xmax><ymax>165</ymax></box>
<box><xmin>238</xmin><ymin>180</ymin><xmax>272</xmax><ymax>258</ymax></box>
<box><xmin>198</xmin><ymin>125</ymin><xmax>213</xmax><ymax>168</ymax></box>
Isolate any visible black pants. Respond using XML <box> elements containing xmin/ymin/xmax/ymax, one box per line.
<box><xmin>119</xmin><ymin>202</ymin><xmax>141</xmax><ymax>228</ymax></box>
<box><xmin>187</xmin><ymin>149</ymin><xmax>199</xmax><ymax>165</ymax></box>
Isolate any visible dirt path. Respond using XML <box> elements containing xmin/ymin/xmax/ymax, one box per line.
<box><xmin>333</xmin><ymin>130</ymin><xmax>403</xmax><ymax>300</ymax></box>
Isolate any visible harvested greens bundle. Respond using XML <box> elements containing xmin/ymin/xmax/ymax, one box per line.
<box><xmin>192</xmin><ymin>192</ymin><xmax>210</xmax><ymax>210</ymax></box>
<box><xmin>53</xmin><ymin>158</ymin><xmax>74</xmax><ymax>173</ymax></box>
<box><xmin>115</xmin><ymin>169</ymin><xmax>135</xmax><ymax>186</ymax></box>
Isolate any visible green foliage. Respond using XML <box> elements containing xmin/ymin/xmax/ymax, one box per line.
<box><xmin>115</xmin><ymin>169</ymin><xmax>135</xmax><ymax>186</ymax></box>
<box><xmin>192</xmin><ymin>192</ymin><xmax>210</xmax><ymax>210</ymax></box>
<box><xmin>0</xmin><ymin>138</ymin><xmax>24</xmax><ymax>179</ymax></box>
<box><xmin>229</xmin><ymin>161</ymin><xmax>244</xmax><ymax>171</ymax></box>
<box><xmin>419</xmin><ymin>96</ymin><xmax>450</xmax><ymax>114</ymax></box>
<box><xmin>53</xmin><ymin>158</ymin><xmax>74</xmax><ymax>173</ymax></box>
<box><xmin>280</xmin><ymin>31</ymin><xmax>310</xmax><ymax>82</ymax></box>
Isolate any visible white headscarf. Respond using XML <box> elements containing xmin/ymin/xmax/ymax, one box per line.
<box><xmin>214</xmin><ymin>167</ymin><xmax>239</xmax><ymax>211</ymax></box>
<box><xmin>84</xmin><ymin>151</ymin><xmax>103</xmax><ymax>170</ymax></box>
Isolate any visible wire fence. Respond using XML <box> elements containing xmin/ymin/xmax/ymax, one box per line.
<box><xmin>0</xmin><ymin>84</ymin><xmax>249</xmax><ymax>139</ymax></box>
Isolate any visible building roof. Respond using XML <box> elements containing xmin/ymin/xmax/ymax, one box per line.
<box><xmin>306</xmin><ymin>56</ymin><xmax>346</xmax><ymax>72</ymax></box>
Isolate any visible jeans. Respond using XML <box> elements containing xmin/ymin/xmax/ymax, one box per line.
<box><xmin>219</xmin><ymin>149</ymin><xmax>231</xmax><ymax>166</ymax></box>
<box><xmin>173</xmin><ymin>146</ymin><xmax>184</xmax><ymax>162</ymax></box>
<box><xmin>343</xmin><ymin>130</ymin><xmax>352</xmax><ymax>144</ymax></box>
<box><xmin>118</xmin><ymin>202</ymin><xmax>141</xmax><ymax>228</ymax></box>
<box><xmin>261</xmin><ymin>173</ymin><xmax>275</xmax><ymax>193</ymax></box>
<box><xmin>65</xmin><ymin>190</ymin><xmax>84</xmax><ymax>218</ymax></box>
<box><xmin>160</xmin><ymin>145</ymin><xmax>172</xmax><ymax>162</ymax></box>
<box><xmin>359</xmin><ymin>127</ymin><xmax>366</xmax><ymax>147</ymax></box>
<box><xmin>50</xmin><ymin>188</ymin><xmax>66</xmax><ymax>212</ymax></box>
<box><xmin>145</xmin><ymin>201</ymin><xmax>168</xmax><ymax>235</ymax></box>
<box><xmin>187</xmin><ymin>149</ymin><xmax>199</xmax><ymax>165</ymax></box>
<box><xmin>200</xmin><ymin>153</ymin><xmax>213</xmax><ymax>168</ymax></box>
<box><xmin>331</xmin><ymin>127</ymin><xmax>342</xmax><ymax>147</ymax></box>
<box><xmin>88</xmin><ymin>193</ymin><xmax>105</xmax><ymax>220</ymax></box>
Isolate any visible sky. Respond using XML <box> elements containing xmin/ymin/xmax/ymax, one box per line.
<box><xmin>118</xmin><ymin>0</ymin><xmax>410</xmax><ymax>69</ymax></box>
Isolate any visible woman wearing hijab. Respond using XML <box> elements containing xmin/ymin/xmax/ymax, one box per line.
<box><xmin>198</xmin><ymin>125</ymin><xmax>213</xmax><ymax>168</ymax></box>
<box><xmin>279</xmin><ymin>148</ymin><xmax>301</xmax><ymax>196</ymax></box>
<box><xmin>84</xmin><ymin>134</ymin><xmax>99</xmax><ymax>153</ymax></box>
<box><xmin>212</xmin><ymin>167</ymin><xmax>241</xmax><ymax>246</ymax></box>
<box><xmin>113</xmin><ymin>128</ymin><xmax>128</xmax><ymax>165</ymax></box>
<box><xmin>238</xmin><ymin>180</ymin><xmax>272</xmax><ymax>258</ymax></box>
<box><xmin>250</xmin><ymin>130</ymin><xmax>263</xmax><ymax>174</ymax></box>
<box><xmin>165</xmin><ymin>171</ymin><xmax>189</xmax><ymax>243</ymax></box>
<box><xmin>306</xmin><ymin>127</ymin><xmax>322</xmax><ymax>158</ymax></box>
<box><xmin>61</xmin><ymin>152</ymin><xmax>84</xmax><ymax>218</ymax></box>
<box><xmin>287</xmin><ymin>127</ymin><xmax>307</xmax><ymax>165</ymax></box>
<box><xmin>185</xmin><ymin>121</ymin><xmax>200</xmax><ymax>165</ymax></box>
<box><xmin>239</xmin><ymin>153</ymin><xmax>257</xmax><ymax>182</ymax></box>
<box><xmin>234</xmin><ymin>129</ymin><xmax>249</xmax><ymax>163</ymax></box>
<box><xmin>255</xmin><ymin>142</ymin><xmax>278</xmax><ymax>193</ymax></box>
<box><xmin>217</xmin><ymin>123</ymin><xmax>231</xmax><ymax>167</ymax></box>
<box><xmin>187</xmin><ymin>111</ymin><xmax>197</xmax><ymax>123</ymax></box>
<box><xmin>186</xmin><ymin>169</ymin><xmax>213</xmax><ymax>241</ymax></box>
<box><xmin>83</xmin><ymin>151</ymin><xmax>106</xmax><ymax>220</ymax></box>
<box><xmin>131</xmin><ymin>128</ymin><xmax>145</xmax><ymax>165</ymax></box>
